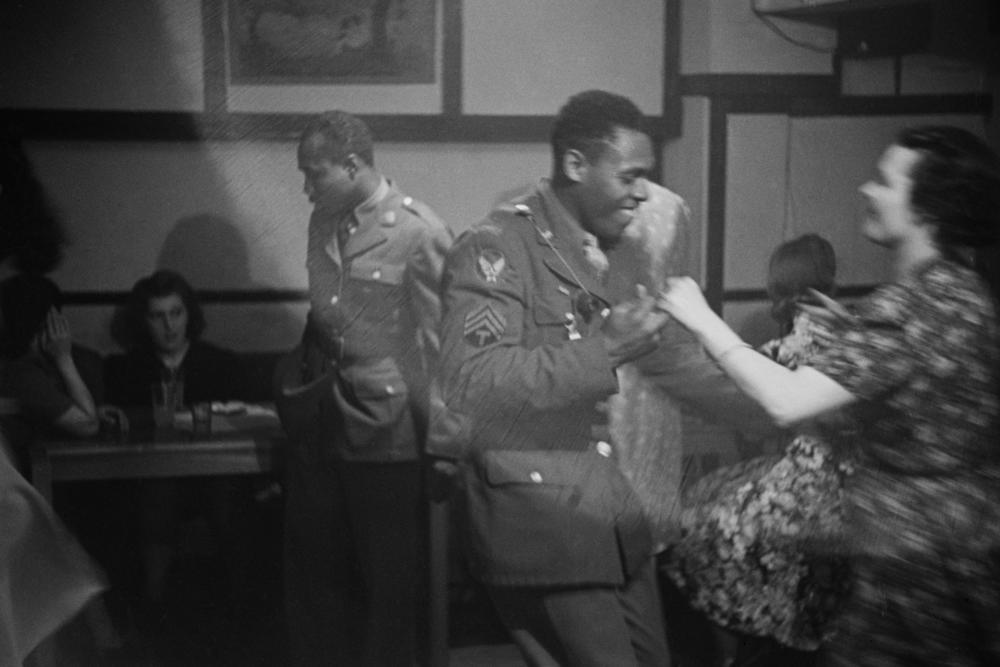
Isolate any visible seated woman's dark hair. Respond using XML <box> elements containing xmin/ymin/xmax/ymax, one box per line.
<box><xmin>123</xmin><ymin>269</ymin><xmax>206</xmax><ymax>350</ymax></box>
<box><xmin>896</xmin><ymin>126</ymin><xmax>1000</xmax><ymax>256</ymax></box>
<box><xmin>767</xmin><ymin>233</ymin><xmax>837</xmax><ymax>332</ymax></box>
<box><xmin>0</xmin><ymin>273</ymin><xmax>62</xmax><ymax>358</ymax></box>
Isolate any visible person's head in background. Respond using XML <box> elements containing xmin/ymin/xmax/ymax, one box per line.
<box><xmin>766</xmin><ymin>233</ymin><xmax>837</xmax><ymax>335</ymax></box>
<box><xmin>0</xmin><ymin>130</ymin><xmax>65</xmax><ymax>276</ymax></box>
<box><xmin>125</xmin><ymin>270</ymin><xmax>205</xmax><ymax>359</ymax></box>
<box><xmin>0</xmin><ymin>273</ymin><xmax>62</xmax><ymax>359</ymax></box>
<box><xmin>549</xmin><ymin>90</ymin><xmax>654</xmax><ymax>248</ymax></box>
<box><xmin>860</xmin><ymin>126</ymin><xmax>999</xmax><ymax>268</ymax></box>
<box><xmin>297</xmin><ymin>110</ymin><xmax>379</xmax><ymax>214</ymax></box>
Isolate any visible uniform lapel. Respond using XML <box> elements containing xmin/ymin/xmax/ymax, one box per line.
<box><xmin>341</xmin><ymin>180</ymin><xmax>392</xmax><ymax>262</ymax></box>
<box><xmin>533</xmin><ymin>187</ymin><xmax>611</xmax><ymax>304</ymax></box>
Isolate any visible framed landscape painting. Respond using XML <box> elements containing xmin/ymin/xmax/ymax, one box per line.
<box><xmin>226</xmin><ymin>0</ymin><xmax>437</xmax><ymax>85</ymax></box>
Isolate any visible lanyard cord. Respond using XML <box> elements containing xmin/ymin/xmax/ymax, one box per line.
<box><xmin>513</xmin><ymin>203</ymin><xmax>598</xmax><ymax>305</ymax></box>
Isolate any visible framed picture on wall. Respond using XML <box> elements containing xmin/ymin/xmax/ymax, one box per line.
<box><xmin>226</xmin><ymin>0</ymin><xmax>437</xmax><ymax>85</ymax></box>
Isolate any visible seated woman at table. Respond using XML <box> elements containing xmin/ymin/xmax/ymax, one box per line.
<box><xmin>106</xmin><ymin>269</ymin><xmax>247</xmax><ymax>416</ymax></box>
<box><xmin>0</xmin><ymin>274</ymin><xmax>105</xmax><ymax>450</ymax></box>
<box><xmin>105</xmin><ymin>269</ymin><xmax>248</xmax><ymax>608</ymax></box>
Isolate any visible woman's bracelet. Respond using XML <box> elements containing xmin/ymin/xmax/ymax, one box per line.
<box><xmin>714</xmin><ymin>341</ymin><xmax>754</xmax><ymax>363</ymax></box>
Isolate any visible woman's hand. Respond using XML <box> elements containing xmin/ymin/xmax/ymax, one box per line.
<box><xmin>656</xmin><ymin>276</ymin><xmax>714</xmax><ymax>335</ymax></box>
<box><xmin>38</xmin><ymin>307</ymin><xmax>74</xmax><ymax>364</ymax></box>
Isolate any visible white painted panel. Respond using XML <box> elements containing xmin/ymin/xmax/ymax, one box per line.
<box><xmin>28</xmin><ymin>140</ymin><xmax>549</xmax><ymax>293</ymax></box>
<box><xmin>725</xmin><ymin>114</ymin><xmax>790</xmax><ymax>289</ymax></box>
<box><xmin>662</xmin><ymin>97</ymin><xmax>711</xmax><ymax>282</ymax></box>
<box><xmin>462</xmin><ymin>0</ymin><xmax>664</xmax><ymax>115</ymax></box>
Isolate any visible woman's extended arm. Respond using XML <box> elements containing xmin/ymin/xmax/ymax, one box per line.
<box><xmin>39</xmin><ymin>308</ymin><xmax>99</xmax><ymax>437</ymax></box>
<box><xmin>658</xmin><ymin>277</ymin><xmax>855</xmax><ymax>428</ymax></box>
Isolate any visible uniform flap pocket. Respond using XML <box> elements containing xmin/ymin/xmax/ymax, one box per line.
<box><xmin>348</xmin><ymin>260</ymin><xmax>405</xmax><ymax>285</ymax></box>
<box><xmin>482</xmin><ymin>450</ymin><xmax>583</xmax><ymax>487</ymax></box>
<box><xmin>532</xmin><ymin>297</ymin><xmax>571</xmax><ymax>325</ymax></box>
<box><xmin>339</xmin><ymin>358</ymin><xmax>409</xmax><ymax>400</ymax></box>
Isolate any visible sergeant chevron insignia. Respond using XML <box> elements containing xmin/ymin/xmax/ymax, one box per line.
<box><xmin>463</xmin><ymin>303</ymin><xmax>506</xmax><ymax>347</ymax></box>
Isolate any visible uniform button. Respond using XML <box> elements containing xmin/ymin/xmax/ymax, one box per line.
<box><xmin>329</xmin><ymin>295</ymin><xmax>339</xmax><ymax>305</ymax></box>
<box><xmin>596</xmin><ymin>441</ymin><xmax>612</xmax><ymax>457</ymax></box>
<box><xmin>529</xmin><ymin>471</ymin><xmax>543</xmax><ymax>483</ymax></box>
<box><xmin>403</xmin><ymin>196</ymin><xmax>413</xmax><ymax>206</ymax></box>
<box><xmin>385</xmin><ymin>385</ymin><xmax>395</xmax><ymax>395</ymax></box>
<box><xmin>384</xmin><ymin>211</ymin><xmax>396</xmax><ymax>223</ymax></box>
<box><xmin>372</xmin><ymin>269</ymin><xmax>382</xmax><ymax>280</ymax></box>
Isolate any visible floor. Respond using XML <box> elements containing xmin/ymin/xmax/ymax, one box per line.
<box><xmin>37</xmin><ymin>492</ymin><xmax>525</xmax><ymax>667</ymax></box>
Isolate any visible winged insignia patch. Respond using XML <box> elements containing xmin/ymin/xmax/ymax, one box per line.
<box><xmin>475</xmin><ymin>249</ymin><xmax>506</xmax><ymax>284</ymax></box>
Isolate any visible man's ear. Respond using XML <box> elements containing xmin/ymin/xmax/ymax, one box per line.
<box><xmin>344</xmin><ymin>154</ymin><xmax>359</xmax><ymax>178</ymax></box>
<box><xmin>561</xmin><ymin>149</ymin><xmax>588</xmax><ymax>184</ymax></box>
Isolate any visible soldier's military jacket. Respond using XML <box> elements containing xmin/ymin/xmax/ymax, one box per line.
<box><xmin>434</xmin><ymin>179</ymin><xmax>765</xmax><ymax>587</ymax></box>
<box><xmin>302</xmin><ymin>177</ymin><xmax>452</xmax><ymax>462</ymax></box>
<box><xmin>434</xmin><ymin>180</ymin><xmax>650</xmax><ymax>587</ymax></box>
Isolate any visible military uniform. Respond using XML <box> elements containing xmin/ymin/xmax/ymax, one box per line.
<box><xmin>433</xmin><ymin>178</ymin><xmax>764</xmax><ymax>665</ymax></box>
<box><xmin>433</xmin><ymin>180</ymin><xmax>666</xmax><ymax>665</ymax></box>
<box><xmin>279</xmin><ymin>177</ymin><xmax>451</xmax><ymax>666</ymax></box>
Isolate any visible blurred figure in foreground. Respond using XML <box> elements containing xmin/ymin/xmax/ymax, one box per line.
<box><xmin>1</xmin><ymin>432</ymin><xmax>106</xmax><ymax>665</ymax></box>
<box><xmin>659</xmin><ymin>126</ymin><xmax>1000</xmax><ymax>666</ymax></box>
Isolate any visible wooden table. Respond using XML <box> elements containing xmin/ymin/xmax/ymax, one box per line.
<box><xmin>29</xmin><ymin>414</ymin><xmax>284</xmax><ymax>504</ymax></box>
<box><xmin>27</xmin><ymin>412</ymin><xmax>454</xmax><ymax>667</ymax></box>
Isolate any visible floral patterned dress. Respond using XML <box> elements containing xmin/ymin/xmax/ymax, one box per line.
<box><xmin>807</xmin><ymin>259</ymin><xmax>1000</xmax><ymax>667</ymax></box>
<box><xmin>662</xmin><ymin>310</ymin><xmax>853</xmax><ymax>651</ymax></box>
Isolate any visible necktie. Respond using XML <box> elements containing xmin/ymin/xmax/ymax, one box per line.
<box><xmin>581</xmin><ymin>233</ymin><xmax>609</xmax><ymax>282</ymax></box>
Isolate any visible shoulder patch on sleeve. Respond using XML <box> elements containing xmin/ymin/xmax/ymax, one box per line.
<box><xmin>475</xmin><ymin>248</ymin><xmax>506</xmax><ymax>284</ymax></box>
<box><xmin>464</xmin><ymin>303</ymin><xmax>506</xmax><ymax>347</ymax></box>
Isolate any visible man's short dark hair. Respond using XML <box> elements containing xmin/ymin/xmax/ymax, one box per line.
<box><xmin>896</xmin><ymin>125</ymin><xmax>1000</xmax><ymax>252</ymax></box>
<box><xmin>551</xmin><ymin>90</ymin><xmax>646</xmax><ymax>169</ymax></box>
<box><xmin>301</xmin><ymin>110</ymin><xmax>375</xmax><ymax>167</ymax></box>
<box><xmin>125</xmin><ymin>269</ymin><xmax>206</xmax><ymax>349</ymax></box>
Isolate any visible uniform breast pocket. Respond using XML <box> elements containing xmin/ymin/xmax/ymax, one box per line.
<box><xmin>532</xmin><ymin>295</ymin><xmax>576</xmax><ymax>345</ymax></box>
<box><xmin>482</xmin><ymin>450</ymin><xmax>583</xmax><ymax>508</ymax></box>
<box><xmin>345</xmin><ymin>260</ymin><xmax>407</xmax><ymax>329</ymax></box>
<box><xmin>348</xmin><ymin>260</ymin><xmax>405</xmax><ymax>297</ymax></box>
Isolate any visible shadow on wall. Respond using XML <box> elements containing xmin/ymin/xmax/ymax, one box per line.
<box><xmin>158</xmin><ymin>215</ymin><xmax>252</xmax><ymax>288</ymax></box>
<box><xmin>107</xmin><ymin>214</ymin><xmax>304</xmax><ymax>352</ymax></box>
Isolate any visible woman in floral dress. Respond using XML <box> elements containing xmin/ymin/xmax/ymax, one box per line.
<box><xmin>662</xmin><ymin>234</ymin><xmax>852</xmax><ymax>662</ymax></box>
<box><xmin>659</xmin><ymin>126</ymin><xmax>1000</xmax><ymax>667</ymax></box>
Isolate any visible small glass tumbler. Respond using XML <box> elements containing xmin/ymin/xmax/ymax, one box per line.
<box><xmin>191</xmin><ymin>401</ymin><xmax>213</xmax><ymax>438</ymax></box>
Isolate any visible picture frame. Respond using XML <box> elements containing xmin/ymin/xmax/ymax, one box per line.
<box><xmin>226</xmin><ymin>0</ymin><xmax>438</xmax><ymax>86</ymax></box>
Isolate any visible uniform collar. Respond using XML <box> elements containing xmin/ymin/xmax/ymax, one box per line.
<box><xmin>352</xmin><ymin>176</ymin><xmax>390</xmax><ymax>231</ymax></box>
<box><xmin>534</xmin><ymin>179</ymin><xmax>610</xmax><ymax>300</ymax></box>
<box><xmin>536</xmin><ymin>178</ymin><xmax>593</xmax><ymax>250</ymax></box>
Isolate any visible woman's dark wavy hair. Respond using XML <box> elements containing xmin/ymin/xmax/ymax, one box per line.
<box><xmin>0</xmin><ymin>273</ymin><xmax>62</xmax><ymax>358</ymax></box>
<box><xmin>767</xmin><ymin>233</ymin><xmax>837</xmax><ymax>331</ymax></box>
<box><xmin>896</xmin><ymin>126</ymin><xmax>1000</xmax><ymax>258</ymax></box>
<box><xmin>0</xmin><ymin>130</ymin><xmax>65</xmax><ymax>273</ymax></box>
<box><xmin>124</xmin><ymin>270</ymin><xmax>205</xmax><ymax>350</ymax></box>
